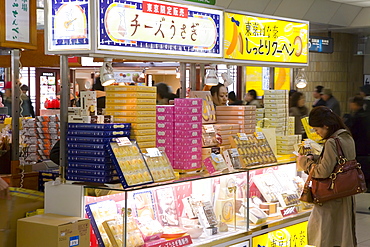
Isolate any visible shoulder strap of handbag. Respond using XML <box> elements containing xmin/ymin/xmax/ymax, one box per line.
<box><xmin>333</xmin><ymin>137</ymin><xmax>346</xmax><ymax>159</ymax></box>
<box><xmin>303</xmin><ymin>163</ymin><xmax>316</xmax><ymax>188</ymax></box>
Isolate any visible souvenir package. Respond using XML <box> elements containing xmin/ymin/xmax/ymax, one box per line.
<box><xmin>85</xmin><ymin>200</ymin><xmax>118</xmax><ymax>247</ymax></box>
<box><xmin>202</xmin><ymin>124</ymin><xmax>218</xmax><ymax>147</ymax></box>
<box><xmin>223</xmin><ymin>148</ymin><xmax>243</xmax><ymax>169</ymax></box>
<box><xmin>229</xmin><ymin>132</ymin><xmax>276</xmax><ymax>168</ymax></box>
<box><xmin>108</xmin><ymin>140</ymin><xmax>153</xmax><ymax>188</ymax></box>
<box><xmin>216</xmin><ymin>106</ymin><xmax>257</xmax><ymax>134</ymax></box>
<box><xmin>189</xmin><ymin>91</ymin><xmax>216</xmax><ymax>124</ymax></box>
<box><xmin>264</xmin><ymin>90</ymin><xmax>289</xmax><ymax>135</ymax></box>
<box><xmin>155</xmin><ymin>187</ymin><xmax>179</xmax><ymax>226</ymax></box>
<box><xmin>156</xmin><ymin>105</ymin><xmax>175</xmax><ymax>164</ymax></box>
<box><xmin>143</xmin><ymin>149</ymin><xmax>175</xmax><ymax>182</ymax></box>
<box><xmin>105</xmin><ymin>85</ymin><xmax>157</xmax><ymax>93</ymax></box>
<box><xmin>136</xmin><ymin>218</ymin><xmax>164</xmax><ymax>241</ymax></box>
<box><xmin>103</xmin><ymin>216</ymin><xmax>144</xmax><ymax>247</ymax></box>
<box><xmin>252</xmin><ymin>173</ymin><xmax>283</xmax><ymax>203</ymax></box>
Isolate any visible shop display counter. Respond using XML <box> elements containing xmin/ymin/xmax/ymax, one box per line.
<box><xmin>45</xmin><ymin>161</ymin><xmax>311</xmax><ymax>247</ymax></box>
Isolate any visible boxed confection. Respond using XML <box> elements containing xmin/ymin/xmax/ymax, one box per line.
<box><xmin>105</xmin><ymin>85</ymin><xmax>157</xmax><ymax>92</ymax></box>
<box><xmin>17</xmin><ymin>214</ymin><xmax>90</xmax><ymax>247</ymax></box>
<box><xmin>189</xmin><ymin>91</ymin><xmax>216</xmax><ymax>124</ymax></box>
<box><xmin>106</xmin><ymin>92</ymin><xmax>156</xmax><ymax>99</ymax></box>
<box><xmin>106</xmin><ymin>98</ymin><xmax>156</xmax><ymax>105</ymax></box>
<box><xmin>106</xmin><ymin>110</ymin><xmax>156</xmax><ymax>117</ymax></box>
<box><xmin>106</xmin><ymin>104</ymin><xmax>156</xmax><ymax>111</ymax></box>
<box><xmin>216</xmin><ymin>115</ymin><xmax>255</xmax><ymax>120</ymax></box>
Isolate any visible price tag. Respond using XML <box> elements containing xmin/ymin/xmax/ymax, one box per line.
<box><xmin>255</xmin><ymin>132</ymin><xmax>265</xmax><ymax>139</ymax></box>
<box><xmin>230</xmin><ymin>148</ymin><xmax>239</xmax><ymax>157</ymax></box>
<box><xmin>116</xmin><ymin>137</ymin><xmax>131</xmax><ymax>146</ymax></box>
<box><xmin>146</xmin><ymin>148</ymin><xmax>162</xmax><ymax>157</ymax></box>
<box><xmin>203</xmin><ymin>125</ymin><xmax>215</xmax><ymax>133</ymax></box>
<box><xmin>237</xmin><ymin>133</ymin><xmax>248</xmax><ymax>141</ymax></box>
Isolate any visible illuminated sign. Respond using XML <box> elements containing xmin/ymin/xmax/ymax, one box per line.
<box><xmin>47</xmin><ymin>0</ymin><xmax>90</xmax><ymax>51</ymax></box>
<box><xmin>252</xmin><ymin>221</ymin><xmax>308</xmax><ymax>247</ymax></box>
<box><xmin>309</xmin><ymin>36</ymin><xmax>334</xmax><ymax>53</ymax></box>
<box><xmin>98</xmin><ymin>0</ymin><xmax>223</xmax><ymax>58</ymax></box>
<box><xmin>224</xmin><ymin>12</ymin><xmax>308</xmax><ymax>65</ymax></box>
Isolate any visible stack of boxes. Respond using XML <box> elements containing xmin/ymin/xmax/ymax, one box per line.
<box><xmin>21</xmin><ymin>118</ymin><xmax>38</xmax><ymax>163</ymax></box>
<box><xmin>156</xmin><ymin>105</ymin><xmax>175</xmax><ymax>165</ymax></box>
<box><xmin>35</xmin><ymin>115</ymin><xmax>60</xmax><ymax>161</ymax></box>
<box><xmin>276</xmin><ymin>135</ymin><xmax>301</xmax><ymax>156</ymax></box>
<box><xmin>263</xmin><ymin>90</ymin><xmax>289</xmax><ymax>136</ymax></box>
<box><xmin>105</xmin><ymin>86</ymin><xmax>156</xmax><ymax>149</ymax></box>
<box><xmin>66</xmin><ymin>123</ymin><xmax>130</xmax><ymax>183</ymax></box>
<box><xmin>213</xmin><ymin>124</ymin><xmax>239</xmax><ymax>149</ymax></box>
<box><xmin>256</xmin><ymin>108</ymin><xmax>265</xmax><ymax>126</ymax></box>
<box><xmin>216</xmin><ymin>105</ymin><xmax>257</xmax><ymax>134</ymax></box>
<box><xmin>173</xmin><ymin>98</ymin><xmax>203</xmax><ymax>172</ymax></box>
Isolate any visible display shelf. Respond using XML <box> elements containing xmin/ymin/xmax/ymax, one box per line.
<box><xmin>45</xmin><ymin>161</ymin><xmax>309</xmax><ymax>247</ymax></box>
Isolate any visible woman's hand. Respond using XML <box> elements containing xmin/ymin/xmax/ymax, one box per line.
<box><xmin>0</xmin><ymin>178</ymin><xmax>9</xmax><ymax>199</ymax></box>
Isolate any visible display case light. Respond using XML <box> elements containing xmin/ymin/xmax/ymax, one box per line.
<box><xmin>205</xmin><ymin>64</ymin><xmax>219</xmax><ymax>86</ymax></box>
<box><xmin>100</xmin><ymin>58</ymin><xmax>116</xmax><ymax>86</ymax></box>
<box><xmin>295</xmin><ymin>68</ymin><xmax>308</xmax><ymax>89</ymax></box>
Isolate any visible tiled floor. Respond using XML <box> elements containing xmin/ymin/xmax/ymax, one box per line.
<box><xmin>356</xmin><ymin>193</ymin><xmax>370</xmax><ymax>247</ymax></box>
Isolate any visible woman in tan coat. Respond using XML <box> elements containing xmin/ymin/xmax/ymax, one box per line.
<box><xmin>297</xmin><ymin>106</ymin><xmax>357</xmax><ymax>247</ymax></box>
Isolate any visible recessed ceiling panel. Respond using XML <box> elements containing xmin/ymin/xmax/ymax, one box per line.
<box><xmin>274</xmin><ymin>0</ymin><xmax>315</xmax><ymax>19</ymax></box>
<box><xmin>304</xmin><ymin>0</ymin><xmax>341</xmax><ymax>24</ymax></box>
<box><xmin>329</xmin><ymin>4</ymin><xmax>362</xmax><ymax>26</ymax></box>
<box><xmin>228</xmin><ymin>0</ymin><xmax>271</xmax><ymax>13</ymax></box>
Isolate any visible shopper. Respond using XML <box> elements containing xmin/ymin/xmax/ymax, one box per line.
<box><xmin>359</xmin><ymin>84</ymin><xmax>370</xmax><ymax>114</ymax></box>
<box><xmin>155</xmin><ymin>83</ymin><xmax>173</xmax><ymax>105</ymax></box>
<box><xmin>210</xmin><ymin>83</ymin><xmax>228</xmax><ymax>106</ymax></box>
<box><xmin>228</xmin><ymin>91</ymin><xmax>243</xmax><ymax>105</ymax></box>
<box><xmin>297</xmin><ymin>106</ymin><xmax>357</xmax><ymax>247</ymax></box>
<box><xmin>244</xmin><ymin>89</ymin><xmax>261</xmax><ymax>108</ymax></box>
<box><xmin>312</xmin><ymin>85</ymin><xmax>326</xmax><ymax>108</ymax></box>
<box><xmin>289</xmin><ymin>92</ymin><xmax>308</xmax><ymax>138</ymax></box>
<box><xmin>3</xmin><ymin>81</ymin><xmax>12</xmax><ymax>115</ymax></box>
<box><xmin>345</xmin><ymin>96</ymin><xmax>370</xmax><ymax>191</ymax></box>
<box><xmin>321</xmin><ymin>88</ymin><xmax>341</xmax><ymax>116</ymax></box>
<box><xmin>20</xmin><ymin>85</ymin><xmax>35</xmax><ymax>117</ymax></box>
<box><xmin>93</xmin><ymin>77</ymin><xmax>106</xmax><ymax>110</ymax></box>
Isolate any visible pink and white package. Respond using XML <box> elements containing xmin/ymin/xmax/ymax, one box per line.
<box><xmin>173</xmin><ymin>160</ymin><xmax>202</xmax><ymax>170</ymax></box>
<box><xmin>174</xmin><ymin>129</ymin><xmax>202</xmax><ymax>138</ymax></box>
<box><xmin>156</xmin><ymin>114</ymin><xmax>174</xmax><ymax>122</ymax></box>
<box><xmin>157</xmin><ymin>121</ymin><xmax>174</xmax><ymax>130</ymax></box>
<box><xmin>174</xmin><ymin>122</ymin><xmax>202</xmax><ymax>131</ymax></box>
<box><xmin>174</xmin><ymin>114</ymin><xmax>202</xmax><ymax>123</ymax></box>
<box><xmin>174</xmin><ymin>106</ymin><xmax>202</xmax><ymax>115</ymax></box>
<box><xmin>174</xmin><ymin>98</ymin><xmax>202</xmax><ymax>107</ymax></box>
<box><xmin>156</xmin><ymin>105</ymin><xmax>174</xmax><ymax>114</ymax></box>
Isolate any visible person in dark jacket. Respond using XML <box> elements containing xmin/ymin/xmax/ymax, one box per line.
<box><xmin>228</xmin><ymin>91</ymin><xmax>243</xmax><ymax>105</ymax></box>
<box><xmin>344</xmin><ymin>96</ymin><xmax>370</xmax><ymax>191</ymax></box>
<box><xmin>49</xmin><ymin>140</ymin><xmax>60</xmax><ymax>165</ymax></box>
<box><xmin>312</xmin><ymin>85</ymin><xmax>326</xmax><ymax>108</ymax></box>
<box><xmin>321</xmin><ymin>88</ymin><xmax>340</xmax><ymax>116</ymax></box>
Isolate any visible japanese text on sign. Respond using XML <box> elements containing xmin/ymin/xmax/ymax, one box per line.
<box><xmin>6</xmin><ymin>0</ymin><xmax>30</xmax><ymax>43</ymax></box>
<box><xmin>99</xmin><ymin>0</ymin><xmax>222</xmax><ymax>58</ymax></box>
<box><xmin>224</xmin><ymin>12</ymin><xmax>308</xmax><ymax>64</ymax></box>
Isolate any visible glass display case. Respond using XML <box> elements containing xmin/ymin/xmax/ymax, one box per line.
<box><xmin>45</xmin><ymin>162</ymin><xmax>311</xmax><ymax>247</ymax></box>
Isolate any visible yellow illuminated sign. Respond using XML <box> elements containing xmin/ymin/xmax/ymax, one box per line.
<box><xmin>274</xmin><ymin>68</ymin><xmax>291</xmax><ymax>90</ymax></box>
<box><xmin>246</xmin><ymin>67</ymin><xmax>264</xmax><ymax>97</ymax></box>
<box><xmin>224</xmin><ymin>12</ymin><xmax>308</xmax><ymax>64</ymax></box>
<box><xmin>252</xmin><ymin>221</ymin><xmax>308</xmax><ymax>247</ymax></box>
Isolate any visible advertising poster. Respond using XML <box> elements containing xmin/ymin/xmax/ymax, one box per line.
<box><xmin>98</xmin><ymin>0</ymin><xmax>222</xmax><ymax>57</ymax></box>
<box><xmin>6</xmin><ymin>0</ymin><xmax>30</xmax><ymax>43</ymax></box>
<box><xmin>274</xmin><ymin>68</ymin><xmax>291</xmax><ymax>90</ymax></box>
<box><xmin>224</xmin><ymin>12</ymin><xmax>308</xmax><ymax>65</ymax></box>
<box><xmin>48</xmin><ymin>0</ymin><xmax>90</xmax><ymax>51</ymax></box>
<box><xmin>252</xmin><ymin>221</ymin><xmax>308</xmax><ymax>247</ymax></box>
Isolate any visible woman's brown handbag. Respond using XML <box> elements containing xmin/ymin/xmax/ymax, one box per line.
<box><xmin>300</xmin><ymin>137</ymin><xmax>367</xmax><ymax>204</ymax></box>
<box><xmin>299</xmin><ymin>164</ymin><xmax>315</xmax><ymax>203</ymax></box>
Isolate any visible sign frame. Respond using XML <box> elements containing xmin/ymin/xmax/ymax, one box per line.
<box><xmin>223</xmin><ymin>9</ymin><xmax>309</xmax><ymax>67</ymax></box>
<box><xmin>0</xmin><ymin>0</ymin><xmax>37</xmax><ymax>50</ymax></box>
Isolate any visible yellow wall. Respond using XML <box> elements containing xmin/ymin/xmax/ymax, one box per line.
<box><xmin>152</xmin><ymin>75</ymin><xmax>181</xmax><ymax>93</ymax></box>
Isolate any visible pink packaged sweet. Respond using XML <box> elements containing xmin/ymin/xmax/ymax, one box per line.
<box><xmin>174</xmin><ymin>122</ymin><xmax>202</xmax><ymax>130</ymax></box>
<box><xmin>174</xmin><ymin>145</ymin><xmax>202</xmax><ymax>153</ymax></box>
<box><xmin>157</xmin><ymin>137</ymin><xmax>173</xmax><ymax>146</ymax></box>
<box><xmin>156</xmin><ymin>105</ymin><xmax>174</xmax><ymax>114</ymax></box>
<box><xmin>156</xmin><ymin>114</ymin><xmax>174</xmax><ymax>122</ymax></box>
<box><xmin>174</xmin><ymin>129</ymin><xmax>202</xmax><ymax>138</ymax></box>
<box><xmin>174</xmin><ymin>106</ymin><xmax>202</xmax><ymax>115</ymax></box>
<box><xmin>174</xmin><ymin>98</ymin><xmax>202</xmax><ymax>107</ymax></box>
<box><xmin>174</xmin><ymin>114</ymin><xmax>202</xmax><ymax>123</ymax></box>
<box><xmin>157</xmin><ymin>122</ymin><xmax>174</xmax><ymax>130</ymax></box>
<box><xmin>173</xmin><ymin>160</ymin><xmax>202</xmax><ymax>170</ymax></box>
<box><xmin>174</xmin><ymin>152</ymin><xmax>202</xmax><ymax>161</ymax></box>
<box><xmin>157</xmin><ymin>130</ymin><xmax>174</xmax><ymax>137</ymax></box>
<box><xmin>174</xmin><ymin>138</ymin><xmax>201</xmax><ymax>146</ymax></box>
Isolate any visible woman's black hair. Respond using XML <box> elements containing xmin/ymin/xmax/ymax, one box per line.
<box><xmin>93</xmin><ymin>77</ymin><xmax>105</xmax><ymax>91</ymax></box>
<box><xmin>247</xmin><ymin>89</ymin><xmax>257</xmax><ymax>100</ymax></box>
<box><xmin>308</xmin><ymin>106</ymin><xmax>348</xmax><ymax>139</ymax></box>
<box><xmin>210</xmin><ymin>83</ymin><xmax>226</xmax><ymax>97</ymax></box>
<box><xmin>228</xmin><ymin>91</ymin><xmax>237</xmax><ymax>101</ymax></box>
<box><xmin>290</xmin><ymin>92</ymin><xmax>304</xmax><ymax>108</ymax></box>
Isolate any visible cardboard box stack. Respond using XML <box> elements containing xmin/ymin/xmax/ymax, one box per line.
<box><xmin>256</xmin><ymin>108</ymin><xmax>265</xmax><ymax>125</ymax></box>
<box><xmin>287</xmin><ymin>116</ymin><xmax>295</xmax><ymax>136</ymax></box>
<box><xmin>173</xmin><ymin>98</ymin><xmax>203</xmax><ymax>172</ymax></box>
<box><xmin>213</xmin><ymin>124</ymin><xmax>239</xmax><ymax>148</ymax></box>
<box><xmin>66</xmin><ymin>123</ymin><xmax>130</xmax><ymax>183</ymax></box>
<box><xmin>276</xmin><ymin>135</ymin><xmax>301</xmax><ymax>155</ymax></box>
<box><xmin>35</xmin><ymin>115</ymin><xmax>60</xmax><ymax>161</ymax></box>
<box><xmin>263</xmin><ymin>90</ymin><xmax>289</xmax><ymax>136</ymax></box>
<box><xmin>21</xmin><ymin>118</ymin><xmax>38</xmax><ymax>163</ymax></box>
<box><xmin>105</xmin><ymin>86</ymin><xmax>157</xmax><ymax>149</ymax></box>
<box><xmin>216</xmin><ymin>105</ymin><xmax>257</xmax><ymax>134</ymax></box>
<box><xmin>156</xmin><ymin>105</ymin><xmax>175</xmax><ymax>165</ymax></box>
